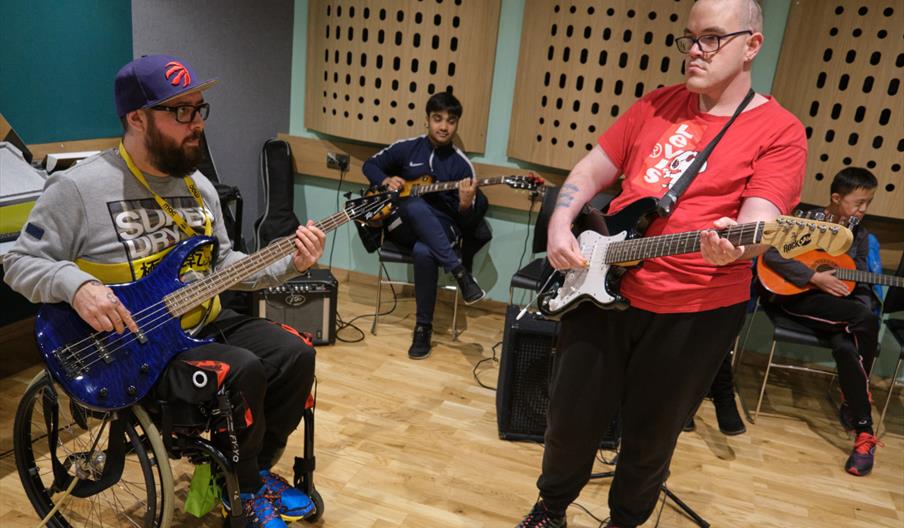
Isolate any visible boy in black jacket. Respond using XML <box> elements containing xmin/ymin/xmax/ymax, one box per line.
<box><xmin>363</xmin><ymin>93</ymin><xmax>488</xmax><ymax>359</ymax></box>
<box><xmin>761</xmin><ymin>167</ymin><xmax>882</xmax><ymax>476</ymax></box>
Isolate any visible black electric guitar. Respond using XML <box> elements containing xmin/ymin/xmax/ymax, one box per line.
<box><xmin>365</xmin><ymin>174</ymin><xmax>544</xmax><ymax>225</ymax></box>
<box><xmin>537</xmin><ymin>198</ymin><xmax>854</xmax><ymax>318</ymax></box>
<box><xmin>36</xmin><ymin>193</ymin><xmax>393</xmax><ymax>410</ymax></box>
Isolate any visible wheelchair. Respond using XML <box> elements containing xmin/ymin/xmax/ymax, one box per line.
<box><xmin>13</xmin><ymin>369</ymin><xmax>324</xmax><ymax>527</ymax></box>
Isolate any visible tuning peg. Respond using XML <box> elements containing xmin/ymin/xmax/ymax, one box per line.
<box><xmin>793</xmin><ymin>209</ymin><xmax>806</xmax><ymax>217</ymax></box>
<box><xmin>824</xmin><ymin>214</ymin><xmax>835</xmax><ymax>223</ymax></box>
<box><xmin>813</xmin><ymin>211</ymin><xmax>825</xmax><ymax>221</ymax></box>
<box><xmin>848</xmin><ymin>216</ymin><xmax>861</xmax><ymax>229</ymax></box>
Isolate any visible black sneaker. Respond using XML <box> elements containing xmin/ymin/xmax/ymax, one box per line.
<box><xmin>408</xmin><ymin>325</ymin><xmax>432</xmax><ymax>359</ymax></box>
<box><xmin>516</xmin><ymin>501</ymin><xmax>566</xmax><ymax>528</ymax></box>
<box><xmin>451</xmin><ymin>265</ymin><xmax>485</xmax><ymax>304</ymax></box>
<box><xmin>714</xmin><ymin>398</ymin><xmax>746</xmax><ymax>435</ymax></box>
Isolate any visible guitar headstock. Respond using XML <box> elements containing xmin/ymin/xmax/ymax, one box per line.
<box><xmin>761</xmin><ymin>216</ymin><xmax>853</xmax><ymax>257</ymax></box>
<box><xmin>346</xmin><ymin>191</ymin><xmax>395</xmax><ymax>223</ymax></box>
<box><xmin>502</xmin><ymin>173</ymin><xmax>545</xmax><ymax>193</ymax></box>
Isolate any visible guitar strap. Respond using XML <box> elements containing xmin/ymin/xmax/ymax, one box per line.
<box><xmin>656</xmin><ymin>88</ymin><xmax>756</xmax><ymax>217</ymax></box>
<box><xmin>118</xmin><ymin>142</ymin><xmax>212</xmax><ymax>238</ymax></box>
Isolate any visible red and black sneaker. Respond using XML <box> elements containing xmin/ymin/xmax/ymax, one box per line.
<box><xmin>516</xmin><ymin>501</ymin><xmax>567</xmax><ymax>527</ymax></box>
<box><xmin>844</xmin><ymin>431</ymin><xmax>883</xmax><ymax>476</ymax></box>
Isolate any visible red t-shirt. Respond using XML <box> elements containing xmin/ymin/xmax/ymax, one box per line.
<box><xmin>598</xmin><ymin>84</ymin><xmax>807</xmax><ymax>313</ymax></box>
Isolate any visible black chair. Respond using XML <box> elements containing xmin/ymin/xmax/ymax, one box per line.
<box><xmin>752</xmin><ymin>299</ymin><xmax>839</xmax><ymax>422</ymax></box>
<box><xmin>508</xmin><ymin>188</ymin><xmax>616</xmax><ymax>304</ymax></box>
<box><xmin>371</xmin><ymin>234</ymin><xmax>462</xmax><ymax>339</ymax></box>
<box><xmin>877</xmin><ymin>254</ymin><xmax>904</xmax><ymax>436</ymax></box>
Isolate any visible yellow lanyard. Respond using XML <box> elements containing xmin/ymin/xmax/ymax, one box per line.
<box><xmin>119</xmin><ymin>142</ymin><xmax>212</xmax><ymax>238</ymax></box>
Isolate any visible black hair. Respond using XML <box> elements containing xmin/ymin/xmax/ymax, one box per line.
<box><xmin>425</xmin><ymin>92</ymin><xmax>462</xmax><ymax>118</ymax></box>
<box><xmin>830</xmin><ymin>167</ymin><xmax>878</xmax><ymax>196</ymax></box>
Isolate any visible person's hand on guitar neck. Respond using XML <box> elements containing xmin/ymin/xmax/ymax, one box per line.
<box><xmin>458</xmin><ymin>177</ymin><xmax>476</xmax><ymax>211</ymax></box>
<box><xmin>700</xmin><ymin>217</ymin><xmax>746</xmax><ymax>266</ymax></box>
<box><xmin>381</xmin><ymin>176</ymin><xmax>406</xmax><ymax>191</ymax></box>
<box><xmin>73</xmin><ymin>280</ymin><xmax>139</xmax><ymax>334</ymax></box>
<box><xmin>809</xmin><ymin>269</ymin><xmax>849</xmax><ymax>297</ymax></box>
<box><xmin>292</xmin><ymin>221</ymin><xmax>326</xmax><ymax>273</ymax></box>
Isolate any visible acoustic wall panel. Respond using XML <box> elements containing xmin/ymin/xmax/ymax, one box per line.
<box><xmin>304</xmin><ymin>0</ymin><xmax>501</xmax><ymax>152</ymax></box>
<box><xmin>508</xmin><ymin>0</ymin><xmax>689</xmax><ymax>170</ymax></box>
<box><xmin>772</xmin><ymin>1</ymin><xmax>903</xmax><ymax>219</ymax></box>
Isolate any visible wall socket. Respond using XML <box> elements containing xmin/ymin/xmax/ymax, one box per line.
<box><xmin>326</xmin><ymin>152</ymin><xmax>350</xmax><ymax>170</ymax></box>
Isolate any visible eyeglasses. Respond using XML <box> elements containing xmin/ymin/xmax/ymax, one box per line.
<box><xmin>150</xmin><ymin>102</ymin><xmax>210</xmax><ymax>124</ymax></box>
<box><xmin>674</xmin><ymin>30</ymin><xmax>753</xmax><ymax>54</ymax></box>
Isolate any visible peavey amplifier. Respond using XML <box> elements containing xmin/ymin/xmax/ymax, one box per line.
<box><xmin>252</xmin><ymin>269</ymin><xmax>338</xmax><ymax>345</ymax></box>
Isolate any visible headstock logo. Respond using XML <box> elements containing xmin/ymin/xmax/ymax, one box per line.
<box><xmin>783</xmin><ymin>232</ymin><xmax>812</xmax><ymax>254</ymax></box>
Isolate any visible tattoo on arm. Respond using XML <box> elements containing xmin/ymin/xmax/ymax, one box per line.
<box><xmin>555</xmin><ymin>183</ymin><xmax>580</xmax><ymax>209</ymax></box>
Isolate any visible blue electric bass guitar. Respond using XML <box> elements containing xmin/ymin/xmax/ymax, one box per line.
<box><xmin>35</xmin><ymin>193</ymin><xmax>393</xmax><ymax>410</ymax></box>
<box><xmin>537</xmin><ymin>197</ymin><xmax>855</xmax><ymax>319</ymax></box>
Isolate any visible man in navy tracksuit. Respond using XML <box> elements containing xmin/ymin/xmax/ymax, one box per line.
<box><xmin>363</xmin><ymin>92</ymin><xmax>486</xmax><ymax>359</ymax></box>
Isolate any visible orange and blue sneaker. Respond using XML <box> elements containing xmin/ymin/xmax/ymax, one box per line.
<box><xmin>222</xmin><ymin>491</ymin><xmax>288</xmax><ymax>528</ymax></box>
<box><xmin>844</xmin><ymin>431</ymin><xmax>883</xmax><ymax>476</ymax></box>
<box><xmin>259</xmin><ymin>469</ymin><xmax>314</xmax><ymax>521</ymax></box>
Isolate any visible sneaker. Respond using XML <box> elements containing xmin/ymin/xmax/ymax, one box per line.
<box><xmin>516</xmin><ymin>501</ymin><xmax>567</xmax><ymax>527</ymax></box>
<box><xmin>259</xmin><ymin>470</ymin><xmax>314</xmax><ymax>521</ymax></box>
<box><xmin>844</xmin><ymin>432</ymin><xmax>883</xmax><ymax>477</ymax></box>
<box><xmin>408</xmin><ymin>324</ymin><xmax>432</xmax><ymax>359</ymax></box>
<box><xmin>452</xmin><ymin>265</ymin><xmax>486</xmax><ymax>304</ymax></box>
<box><xmin>714</xmin><ymin>398</ymin><xmax>746</xmax><ymax>435</ymax></box>
<box><xmin>224</xmin><ymin>492</ymin><xmax>288</xmax><ymax>528</ymax></box>
<box><xmin>682</xmin><ymin>416</ymin><xmax>695</xmax><ymax>432</ymax></box>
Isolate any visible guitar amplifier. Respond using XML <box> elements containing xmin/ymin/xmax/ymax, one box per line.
<box><xmin>252</xmin><ymin>269</ymin><xmax>338</xmax><ymax>345</ymax></box>
<box><xmin>496</xmin><ymin>305</ymin><xmax>619</xmax><ymax>448</ymax></box>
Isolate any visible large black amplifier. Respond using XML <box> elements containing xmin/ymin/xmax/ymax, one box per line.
<box><xmin>252</xmin><ymin>269</ymin><xmax>338</xmax><ymax>345</ymax></box>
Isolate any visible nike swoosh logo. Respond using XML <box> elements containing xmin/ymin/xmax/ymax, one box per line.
<box><xmin>409</xmin><ymin>162</ymin><xmax>424</xmax><ymax>167</ymax></box>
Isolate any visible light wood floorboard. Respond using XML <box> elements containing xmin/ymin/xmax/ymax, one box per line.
<box><xmin>0</xmin><ymin>277</ymin><xmax>901</xmax><ymax>527</ymax></box>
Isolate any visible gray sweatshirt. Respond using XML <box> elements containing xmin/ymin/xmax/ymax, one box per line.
<box><xmin>3</xmin><ymin>148</ymin><xmax>298</xmax><ymax>323</ymax></box>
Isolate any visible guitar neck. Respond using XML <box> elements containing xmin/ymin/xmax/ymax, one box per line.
<box><xmin>410</xmin><ymin>177</ymin><xmax>505</xmax><ymax>196</ymax></box>
<box><xmin>605</xmin><ymin>222</ymin><xmax>764</xmax><ymax>264</ymax></box>
<box><xmin>165</xmin><ymin>210</ymin><xmax>351</xmax><ymax>316</ymax></box>
<box><xmin>835</xmin><ymin>269</ymin><xmax>904</xmax><ymax>288</ymax></box>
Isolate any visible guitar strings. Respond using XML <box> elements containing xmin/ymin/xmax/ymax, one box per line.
<box><xmin>599</xmin><ymin>222</ymin><xmax>762</xmax><ymax>267</ymax></box>
<box><xmin>55</xmin><ymin>197</ymin><xmax>390</xmax><ymax>374</ymax></box>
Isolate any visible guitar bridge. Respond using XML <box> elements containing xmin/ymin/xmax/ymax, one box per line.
<box><xmin>92</xmin><ymin>337</ymin><xmax>114</xmax><ymax>364</ymax></box>
<box><xmin>54</xmin><ymin>345</ymin><xmax>87</xmax><ymax>379</ymax></box>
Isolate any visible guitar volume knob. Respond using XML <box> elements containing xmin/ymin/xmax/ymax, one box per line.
<box><xmin>99</xmin><ymin>388</ymin><xmax>108</xmax><ymax>399</ymax></box>
<box><xmin>127</xmin><ymin>386</ymin><xmax>137</xmax><ymax>396</ymax></box>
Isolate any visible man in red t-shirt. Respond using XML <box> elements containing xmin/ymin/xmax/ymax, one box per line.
<box><xmin>517</xmin><ymin>1</ymin><xmax>807</xmax><ymax>527</ymax></box>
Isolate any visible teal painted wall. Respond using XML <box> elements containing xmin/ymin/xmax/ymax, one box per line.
<box><xmin>0</xmin><ymin>0</ymin><xmax>132</xmax><ymax>143</ymax></box>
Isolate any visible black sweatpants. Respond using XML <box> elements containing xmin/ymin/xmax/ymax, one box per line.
<box><xmin>537</xmin><ymin>302</ymin><xmax>747</xmax><ymax>527</ymax></box>
<box><xmin>168</xmin><ymin>312</ymin><xmax>316</xmax><ymax>492</ymax></box>
<box><xmin>775</xmin><ymin>292</ymin><xmax>879</xmax><ymax>431</ymax></box>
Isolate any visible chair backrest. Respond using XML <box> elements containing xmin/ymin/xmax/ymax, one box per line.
<box><xmin>882</xmin><ymin>251</ymin><xmax>904</xmax><ymax>315</ymax></box>
<box><xmin>531</xmin><ymin>188</ymin><xmax>616</xmax><ymax>254</ymax></box>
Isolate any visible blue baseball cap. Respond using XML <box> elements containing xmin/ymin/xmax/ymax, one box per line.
<box><xmin>114</xmin><ymin>54</ymin><xmax>217</xmax><ymax>117</ymax></box>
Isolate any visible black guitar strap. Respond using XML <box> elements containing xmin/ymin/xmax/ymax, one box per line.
<box><xmin>656</xmin><ymin>88</ymin><xmax>756</xmax><ymax>217</ymax></box>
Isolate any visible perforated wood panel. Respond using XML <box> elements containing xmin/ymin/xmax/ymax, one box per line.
<box><xmin>772</xmin><ymin>1</ymin><xmax>903</xmax><ymax>219</ymax></box>
<box><xmin>304</xmin><ymin>0</ymin><xmax>500</xmax><ymax>152</ymax></box>
<box><xmin>508</xmin><ymin>0</ymin><xmax>689</xmax><ymax>170</ymax></box>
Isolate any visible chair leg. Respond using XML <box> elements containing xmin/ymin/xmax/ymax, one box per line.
<box><xmin>877</xmin><ymin>353</ymin><xmax>903</xmax><ymax>437</ymax></box>
<box><xmin>372</xmin><ymin>263</ymin><xmax>385</xmax><ymax>335</ymax></box>
<box><xmin>451</xmin><ymin>286</ymin><xmax>460</xmax><ymax>341</ymax></box>
<box><xmin>754</xmin><ymin>338</ymin><xmax>779</xmax><ymax>423</ymax></box>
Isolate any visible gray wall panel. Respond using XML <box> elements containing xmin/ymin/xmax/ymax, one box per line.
<box><xmin>131</xmin><ymin>0</ymin><xmax>294</xmax><ymax>245</ymax></box>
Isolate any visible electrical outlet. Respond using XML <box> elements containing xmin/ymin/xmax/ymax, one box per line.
<box><xmin>326</xmin><ymin>152</ymin><xmax>350</xmax><ymax>170</ymax></box>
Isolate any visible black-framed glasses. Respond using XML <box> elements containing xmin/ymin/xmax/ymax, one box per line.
<box><xmin>674</xmin><ymin>30</ymin><xmax>753</xmax><ymax>54</ymax></box>
<box><xmin>150</xmin><ymin>102</ymin><xmax>210</xmax><ymax>123</ymax></box>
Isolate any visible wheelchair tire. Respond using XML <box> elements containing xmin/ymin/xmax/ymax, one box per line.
<box><xmin>305</xmin><ymin>488</ymin><xmax>324</xmax><ymax>523</ymax></box>
<box><xmin>13</xmin><ymin>370</ymin><xmax>175</xmax><ymax>527</ymax></box>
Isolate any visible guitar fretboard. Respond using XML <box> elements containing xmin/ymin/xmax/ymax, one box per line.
<box><xmin>410</xmin><ymin>177</ymin><xmax>508</xmax><ymax>196</ymax></box>
<box><xmin>835</xmin><ymin>269</ymin><xmax>904</xmax><ymax>288</ymax></box>
<box><xmin>605</xmin><ymin>222</ymin><xmax>764</xmax><ymax>264</ymax></box>
<box><xmin>164</xmin><ymin>209</ymin><xmax>352</xmax><ymax>316</ymax></box>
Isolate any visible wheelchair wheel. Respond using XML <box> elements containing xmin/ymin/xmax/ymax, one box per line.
<box><xmin>13</xmin><ymin>370</ymin><xmax>175</xmax><ymax>527</ymax></box>
<box><xmin>305</xmin><ymin>488</ymin><xmax>324</xmax><ymax>523</ymax></box>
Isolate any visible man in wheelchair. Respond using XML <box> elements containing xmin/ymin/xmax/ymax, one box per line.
<box><xmin>4</xmin><ymin>54</ymin><xmax>325</xmax><ymax>527</ymax></box>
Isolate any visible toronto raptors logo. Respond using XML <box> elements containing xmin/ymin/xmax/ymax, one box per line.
<box><xmin>164</xmin><ymin>61</ymin><xmax>191</xmax><ymax>87</ymax></box>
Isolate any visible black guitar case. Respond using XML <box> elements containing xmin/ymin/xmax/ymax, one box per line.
<box><xmin>254</xmin><ymin>139</ymin><xmax>301</xmax><ymax>251</ymax></box>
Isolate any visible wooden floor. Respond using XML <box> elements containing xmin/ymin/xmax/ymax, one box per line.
<box><xmin>0</xmin><ymin>276</ymin><xmax>902</xmax><ymax>527</ymax></box>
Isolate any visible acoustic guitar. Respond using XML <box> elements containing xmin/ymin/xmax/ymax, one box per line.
<box><xmin>757</xmin><ymin>250</ymin><xmax>904</xmax><ymax>297</ymax></box>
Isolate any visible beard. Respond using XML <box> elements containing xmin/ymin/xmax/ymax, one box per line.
<box><xmin>145</xmin><ymin>115</ymin><xmax>203</xmax><ymax>178</ymax></box>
